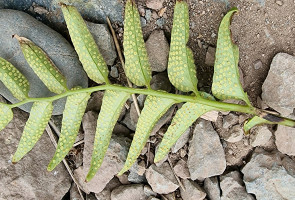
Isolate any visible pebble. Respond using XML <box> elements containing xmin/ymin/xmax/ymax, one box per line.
<box><xmin>204</xmin><ymin>177</ymin><xmax>221</xmax><ymax>200</ymax></box>
<box><xmin>253</xmin><ymin>60</ymin><xmax>263</xmax><ymax>70</ymax></box>
<box><xmin>173</xmin><ymin>159</ymin><xmax>190</xmax><ymax>179</ymax></box>
<box><xmin>140</xmin><ymin>17</ymin><xmax>147</xmax><ymax>27</ymax></box>
<box><xmin>156</xmin><ymin>18</ymin><xmax>165</xmax><ymax>28</ymax></box>
<box><xmin>224</xmin><ymin>125</ymin><xmax>244</xmax><ymax>143</ymax></box>
<box><xmin>145</xmin><ymin>10</ymin><xmax>152</xmax><ymax>21</ymax></box>
<box><xmin>171</xmin><ymin>128</ymin><xmax>190</xmax><ymax>153</ymax></box>
<box><xmin>110</xmin><ymin>66</ymin><xmax>119</xmax><ymax>78</ymax></box>
<box><xmin>146</xmin><ymin>0</ymin><xmax>165</xmax><ymax>10</ymax></box>
<box><xmin>150</xmin><ymin>73</ymin><xmax>172</xmax><ymax>92</ymax></box>
<box><xmin>250</xmin><ymin>126</ymin><xmax>272</xmax><ymax>147</ymax></box>
<box><xmin>111</xmin><ymin>184</ymin><xmax>148</xmax><ymax>200</ymax></box>
<box><xmin>222</xmin><ymin>113</ymin><xmax>239</xmax><ymax>129</ymax></box>
<box><xmin>95</xmin><ymin>177</ymin><xmax>121</xmax><ymax>200</ymax></box>
<box><xmin>275</xmin><ymin>125</ymin><xmax>295</xmax><ymax>156</ymax></box>
<box><xmin>205</xmin><ymin>47</ymin><xmax>216</xmax><ymax>66</ymax></box>
<box><xmin>180</xmin><ymin>179</ymin><xmax>206</xmax><ymax>200</ymax></box>
<box><xmin>275</xmin><ymin>0</ymin><xmax>283</xmax><ymax>6</ymax></box>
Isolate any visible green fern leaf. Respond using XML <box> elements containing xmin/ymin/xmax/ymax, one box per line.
<box><xmin>154</xmin><ymin>102</ymin><xmax>216</xmax><ymax>162</ymax></box>
<box><xmin>61</xmin><ymin>4</ymin><xmax>109</xmax><ymax>84</ymax></box>
<box><xmin>86</xmin><ymin>90</ymin><xmax>130</xmax><ymax>181</ymax></box>
<box><xmin>212</xmin><ymin>8</ymin><xmax>251</xmax><ymax>105</ymax></box>
<box><xmin>168</xmin><ymin>1</ymin><xmax>198</xmax><ymax>94</ymax></box>
<box><xmin>0</xmin><ymin>103</ymin><xmax>13</xmax><ymax>131</ymax></box>
<box><xmin>12</xmin><ymin>101</ymin><xmax>53</xmax><ymax>162</ymax></box>
<box><xmin>14</xmin><ymin>35</ymin><xmax>68</xmax><ymax>94</ymax></box>
<box><xmin>118</xmin><ymin>95</ymin><xmax>176</xmax><ymax>175</ymax></box>
<box><xmin>0</xmin><ymin>57</ymin><xmax>29</xmax><ymax>100</ymax></box>
<box><xmin>123</xmin><ymin>0</ymin><xmax>152</xmax><ymax>87</ymax></box>
<box><xmin>47</xmin><ymin>88</ymin><xmax>90</xmax><ymax>171</ymax></box>
<box><xmin>244</xmin><ymin>116</ymin><xmax>274</xmax><ymax>134</ymax></box>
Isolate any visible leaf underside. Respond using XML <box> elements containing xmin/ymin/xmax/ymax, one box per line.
<box><xmin>86</xmin><ymin>90</ymin><xmax>130</xmax><ymax>181</ymax></box>
<box><xmin>61</xmin><ymin>4</ymin><xmax>109</xmax><ymax>84</ymax></box>
<box><xmin>15</xmin><ymin>35</ymin><xmax>68</xmax><ymax>94</ymax></box>
<box><xmin>47</xmin><ymin>88</ymin><xmax>90</xmax><ymax>171</ymax></box>
<box><xmin>155</xmin><ymin>102</ymin><xmax>216</xmax><ymax>162</ymax></box>
<box><xmin>12</xmin><ymin>101</ymin><xmax>53</xmax><ymax>162</ymax></box>
<box><xmin>244</xmin><ymin>116</ymin><xmax>273</xmax><ymax>134</ymax></box>
<box><xmin>118</xmin><ymin>95</ymin><xmax>176</xmax><ymax>175</ymax></box>
<box><xmin>0</xmin><ymin>103</ymin><xmax>13</xmax><ymax>131</ymax></box>
<box><xmin>212</xmin><ymin>8</ymin><xmax>251</xmax><ymax>105</ymax></box>
<box><xmin>0</xmin><ymin>57</ymin><xmax>29</xmax><ymax>100</ymax></box>
<box><xmin>168</xmin><ymin>1</ymin><xmax>198</xmax><ymax>93</ymax></box>
<box><xmin>123</xmin><ymin>0</ymin><xmax>152</xmax><ymax>87</ymax></box>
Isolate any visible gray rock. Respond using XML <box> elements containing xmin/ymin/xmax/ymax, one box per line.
<box><xmin>156</xmin><ymin>18</ymin><xmax>165</xmax><ymax>28</ymax></box>
<box><xmin>173</xmin><ymin>159</ymin><xmax>190</xmax><ymax>179</ymax></box>
<box><xmin>188</xmin><ymin>120</ymin><xmax>226</xmax><ymax>181</ymax></box>
<box><xmin>0</xmin><ymin>109</ymin><xmax>71</xmax><ymax>199</ymax></box>
<box><xmin>137</xmin><ymin>94</ymin><xmax>147</xmax><ymax>108</ymax></box>
<box><xmin>262</xmin><ymin>53</ymin><xmax>295</xmax><ymax>116</ymax></box>
<box><xmin>0</xmin><ymin>9</ymin><xmax>88</xmax><ymax>114</ymax></box>
<box><xmin>144</xmin><ymin>185</ymin><xmax>157</xmax><ymax>197</ymax></box>
<box><xmin>128</xmin><ymin>161</ymin><xmax>147</xmax><ymax>183</ymax></box>
<box><xmin>146</xmin><ymin>30</ymin><xmax>169</xmax><ymax>72</ymax></box>
<box><xmin>146</xmin><ymin>0</ymin><xmax>164</xmax><ymax>10</ymax></box>
<box><xmin>146</xmin><ymin>163</ymin><xmax>179</xmax><ymax>194</ymax></box>
<box><xmin>222</xmin><ymin>113</ymin><xmax>239</xmax><ymax>129</ymax></box>
<box><xmin>75</xmin><ymin>111</ymin><xmax>131</xmax><ymax>193</ymax></box>
<box><xmin>110</xmin><ymin>66</ymin><xmax>119</xmax><ymax>78</ymax></box>
<box><xmin>130</xmin><ymin>102</ymin><xmax>139</xmax><ymax>125</ymax></box>
<box><xmin>86</xmin><ymin>91</ymin><xmax>104</xmax><ymax>113</ymax></box>
<box><xmin>140</xmin><ymin>17</ymin><xmax>147</xmax><ymax>27</ymax></box>
<box><xmin>95</xmin><ymin>177</ymin><xmax>121</xmax><ymax>200</ymax></box>
<box><xmin>70</xmin><ymin>183</ymin><xmax>83</xmax><ymax>200</ymax></box>
<box><xmin>150</xmin><ymin>105</ymin><xmax>175</xmax><ymax>136</ymax></box>
<box><xmin>205</xmin><ymin>47</ymin><xmax>216</xmax><ymax>66</ymax></box>
<box><xmin>122</xmin><ymin>111</ymin><xmax>137</xmax><ymax>131</ymax></box>
<box><xmin>220</xmin><ymin>171</ymin><xmax>254</xmax><ymax>200</ymax></box>
<box><xmin>86</xmin><ymin>22</ymin><xmax>116</xmax><ymax>66</ymax></box>
<box><xmin>145</xmin><ymin>9</ymin><xmax>152</xmax><ymax>22</ymax></box>
<box><xmin>250</xmin><ymin>126</ymin><xmax>273</xmax><ymax>147</ymax></box>
<box><xmin>171</xmin><ymin>128</ymin><xmax>190</xmax><ymax>153</ymax></box>
<box><xmin>275</xmin><ymin>125</ymin><xmax>295</xmax><ymax>156</ymax></box>
<box><xmin>224</xmin><ymin>125</ymin><xmax>244</xmax><ymax>143</ymax></box>
<box><xmin>180</xmin><ymin>179</ymin><xmax>206</xmax><ymax>200</ymax></box>
<box><xmin>204</xmin><ymin>177</ymin><xmax>221</xmax><ymax>200</ymax></box>
<box><xmin>242</xmin><ymin>148</ymin><xmax>295</xmax><ymax>200</ymax></box>
<box><xmin>253</xmin><ymin>60</ymin><xmax>263</xmax><ymax>70</ymax></box>
<box><xmin>111</xmin><ymin>184</ymin><xmax>148</xmax><ymax>200</ymax></box>
<box><xmin>150</xmin><ymin>73</ymin><xmax>172</xmax><ymax>92</ymax></box>
<box><xmin>201</xmin><ymin>110</ymin><xmax>219</xmax><ymax>122</ymax></box>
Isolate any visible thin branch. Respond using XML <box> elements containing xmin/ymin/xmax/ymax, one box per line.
<box><xmin>45</xmin><ymin>125</ymin><xmax>85</xmax><ymax>200</ymax></box>
<box><xmin>106</xmin><ymin>16</ymin><xmax>141</xmax><ymax>117</ymax></box>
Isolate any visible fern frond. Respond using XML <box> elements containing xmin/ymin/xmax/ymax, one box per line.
<box><xmin>118</xmin><ymin>95</ymin><xmax>176</xmax><ymax>175</ymax></box>
<box><xmin>0</xmin><ymin>103</ymin><xmax>13</xmax><ymax>131</ymax></box>
<box><xmin>14</xmin><ymin>35</ymin><xmax>68</xmax><ymax>94</ymax></box>
<box><xmin>155</xmin><ymin>102</ymin><xmax>216</xmax><ymax>162</ymax></box>
<box><xmin>47</xmin><ymin>88</ymin><xmax>90</xmax><ymax>171</ymax></box>
<box><xmin>123</xmin><ymin>0</ymin><xmax>152</xmax><ymax>87</ymax></box>
<box><xmin>12</xmin><ymin>101</ymin><xmax>53</xmax><ymax>162</ymax></box>
<box><xmin>168</xmin><ymin>1</ymin><xmax>198</xmax><ymax>94</ymax></box>
<box><xmin>86</xmin><ymin>90</ymin><xmax>130</xmax><ymax>181</ymax></box>
<box><xmin>61</xmin><ymin>4</ymin><xmax>109</xmax><ymax>84</ymax></box>
<box><xmin>212</xmin><ymin>8</ymin><xmax>251</xmax><ymax>105</ymax></box>
<box><xmin>0</xmin><ymin>57</ymin><xmax>29</xmax><ymax>100</ymax></box>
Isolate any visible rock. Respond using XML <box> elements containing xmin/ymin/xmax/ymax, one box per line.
<box><xmin>86</xmin><ymin>91</ymin><xmax>104</xmax><ymax>113</ymax></box>
<box><xmin>146</xmin><ymin>163</ymin><xmax>179</xmax><ymax>194</ymax></box>
<box><xmin>145</xmin><ymin>10</ymin><xmax>152</xmax><ymax>22</ymax></box>
<box><xmin>140</xmin><ymin>17</ymin><xmax>147</xmax><ymax>27</ymax></box>
<box><xmin>262</xmin><ymin>53</ymin><xmax>295</xmax><ymax>116</ymax></box>
<box><xmin>122</xmin><ymin>112</ymin><xmax>137</xmax><ymax>131</ymax></box>
<box><xmin>137</xmin><ymin>94</ymin><xmax>147</xmax><ymax>108</ymax></box>
<box><xmin>156</xmin><ymin>18</ymin><xmax>165</xmax><ymax>28</ymax></box>
<box><xmin>180</xmin><ymin>179</ymin><xmax>206</xmax><ymax>200</ymax></box>
<box><xmin>188</xmin><ymin>120</ymin><xmax>226</xmax><ymax>181</ymax></box>
<box><xmin>205</xmin><ymin>47</ymin><xmax>216</xmax><ymax>66</ymax></box>
<box><xmin>276</xmin><ymin>0</ymin><xmax>284</xmax><ymax>6</ymax></box>
<box><xmin>0</xmin><ymin>109</ymin><xmax>71</xmax><ymax>199</ymax></box>
<box><xmin>204</xmin><ymin>177</ymin><xmax>221</xmax><ymax>200</ymax></box>
<box><xmin>110</xmin><ymin>66</ymin><xmax>119</xmax><ymax>78</ymax></box>
<box><xmin>275</xmin><ymin>125</ymin><xmax>295</xmax><ymax>156</ymax></box>
<box><xmin>223</xmin><ymin>125</ymin><xmax>244</xmax><ymax>143</ymax></box>
<box><xmin>220</xmin><ymin>171</ymin><xmax>254</xmax><ymax>200</ymax></box>
<box><xmin>95</xmin><ymin>177</ymin><xmax>121</xmax><ymax>200</ymax></box>
<box><xmin>111</xmin><ymin>184</ymin><xmax>148</xmax><ymax>200</ymax></box>
<box><xmin>75</xmin><ymin>112</ymin><xmax>131</xmax><ymax>193</ymax></box>
<box><xmin>117</xmin><ymin>173</ymin><xmax>130</xmax><ymax>185</ymax></box>
<box><xmin>86</xmin><ymin>22</ymin><xmax>117</xmax><ymax>66</ymax></box>
<box><xmin>144</xmin><ymin>185</ymin><xmax>157</xmax><ymax>197</ymax></box>
<box><xmin>146</xmin><ymin>0</ymin><xmax>164</xmax><ymax>10</ymax></box>
<box><xmin>128</xmin><ymin>161</ymin><xmax>147</xmax><ymax>183</ymax></box>
<box><xmin>173</xmin><ymin>159</ymin><xmax>190</xmax><ymax>179</ymax></box>
<box><xmin>130</xmin><ymin>103</ymin><xmax>139</xmax><ymax>125</ymax></box>
<box><xmin>70</xmin><ymin>183</ymin><xmax>82</xmax><ymax>200</ymax></box>
<box><xmin>242</xmin><ymin>148</ymin><xmax>295</xmax><ymax>200</ymax></box>
<box><xmin>201</xmin><ymin>110</ymin><xmax>219</xmax><ymax>122</ymax></box>
<box><xmin>150</xmin><ymin>73</ymin><xmax>172</xmax><ymax>92</ymax></box>
<box><xmin>171</xmin><ymin>128</ymin><xmax>190</xmax><ymax>153</ymax></box>
<box><xmin>250</xmin><ymin>126</ymin><xmax>272</xmax><ymax>147</ymax></box>
<box><xmin>222</xmin><ymin>113</ymin><xmax>239</xmax><ymax>129</ymax></box>
<box><xmin>150</xmin><ymin>105</ymin><xmax>175</xmax><ymax>136</ymax></box>
<box><xmin>253</xmin><ymin>60</ymin><xmax>263</xmax><ymax>70</ymax></box>
<box><xmin>146</xmin><ymin>30</ymin><xmax>169</xmax><ymax>72</ymax></box>
<box><xmin>0</xmin><ymin>9</ymin><xmax>88</xmax><ymax>114</ymax></box>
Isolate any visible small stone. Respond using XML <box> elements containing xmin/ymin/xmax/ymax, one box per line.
<box><xmin>222</xmin><ymin>113</ymin><xmax>239</xmax><ymax>129</ymax></box>
<box><xmin>117</xmin><ymin>173</ymin><xmax>130</xmax><ymax>185</ymax></box>
<box><xmin>276</xmin><ymin>0</ymin><xmax>283</xmax><ymax>6</ymax></box>
<box><xmin>150</xmin><ymin>105</ymin><xmax>175</xmax><ymax>136</ymax></box>
<box><xmin>242</xmin><ymin>148</ymin><xmax>295</xmax><ymax>200</ymax></box>
<box><xmin>138</xmin><ymin>7</ymin><xmax>145</xmax><ymax>16</ymax></box>
<box><xmin>173</xmin><ymin>159</ymin><xmax>190</xmax><ymax>179</ymax></box>
<box><xmin>137</xmin><ymin>94</ymin><xmax>147</xmax><ymax>108</ymax></box>
<box><xmin>171</xmin><ymin>128</ymin><xmax>190</xmax><ymax>153</ymax></box>
<box><xmin>122</xmin><ymin>112</ymin><xmax>137</xmax><ymax>131</ymax></box>
<box><xmin>250</xmin><ymin>126</ymin><xmax>272</xmax><ymax>147</ymax></box>
<box><xmin>253</xmin><ymin>60</ymin><xmax>263</xmax><ymax>70</ymax></box>
<box><xmin>128</xmin><ymin>161</ymin><xmax>146</xmax><ymax>183</ymax></box>
<box><xmin>188</xmin><ymin>120</ymin><xmax>226</xmax><ymax>180</ymax></box>
<box><xmin>224</xmin><ymin>125</ymin><xmax>244</xmax><ymax>143</ymax></box>
<box><xmin>86</xmin><ymin>91</ymin><xmax>104</xmax><ymax>113</ymax></box>
<box><xmin>111</xmin><ymin>184</ymin><xmax>148</xmax><ymax>200</ymax></box>
<box><xmin>180</xmin><ymin>179</ymin><xmax>206</xmax><ymax>200</ymax></box>
<box><xmin>152</xmin><ymin>11</ymin><xmax>159</xmax><ymax>19</ymax></box>
<box><xmin>201</xmin><ymin>111</ymin><xmax>219</xmax><ymax>122</ymax></box>
<box><xmin>146</xmin><ymin>0</ymin><xmax>164</xmax><ymax>10</ymax></box>
<box><xmin>110</xmin><ymin>66</ymin><xmax>119</xmax><ymax>78</ymax></box>
<box><xmin>262</xmin><ymin>53</ymin><xmax>295</xmax><ymax>116</ymax></box>
<box><xmin>144</xmin><ymin>185</ymin><xmax>157</xmax><ymax>197</ymax></box>
<box><xmin>146</xmin><ymin>30</ymin><xmax>169</xmax><ymax>72</ymax></box>
<box><xmin>204</xmin><ymin>177</ymin><xmax>221</xmax><ymax>200</ymax></box>
<box><xmin>145</xmin><ymin>10</ymin><xmax>152</xmax><ymax>21</ymax></box>
<box><xmin>150</xmin><ymin>73</ymin><xmax>172</xmax><ymax>92</ymax></box>
<box><xmin>156</xmin><ymin>18</ymin><xmax>165</xmax><ymax>28</ymax></box>
<box><xmin>95</xmin><ymin>177</ymin><xmax>121</xmax><ymax>200</ymax></box>
<box><xmin>220</xmin><ymin>171</ymin><xmax>254</xmax><ymax>200</ymax></box>
<box><xmin>140</xmin><ymin>17</ymin><xmax>147</xmax><ymax>27</ymax></box>
<box><xmin>205</xmin><ymin>47</ymin><xmax>216</xmax><ymax>66</ymax></box>
<box><xmin>275</xmin><ymin>125</ymin><xmax>295</xmax><ymax>156</ymax></box>
<box><xmin>130</xmin><ymin>103</ymin><xmax>139</xmax><ymax>125</ymax></box>
<box><xmin>146</xmin><ymin>163</ymin><xmax>179</xmax><ymax>194</ymax></box>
